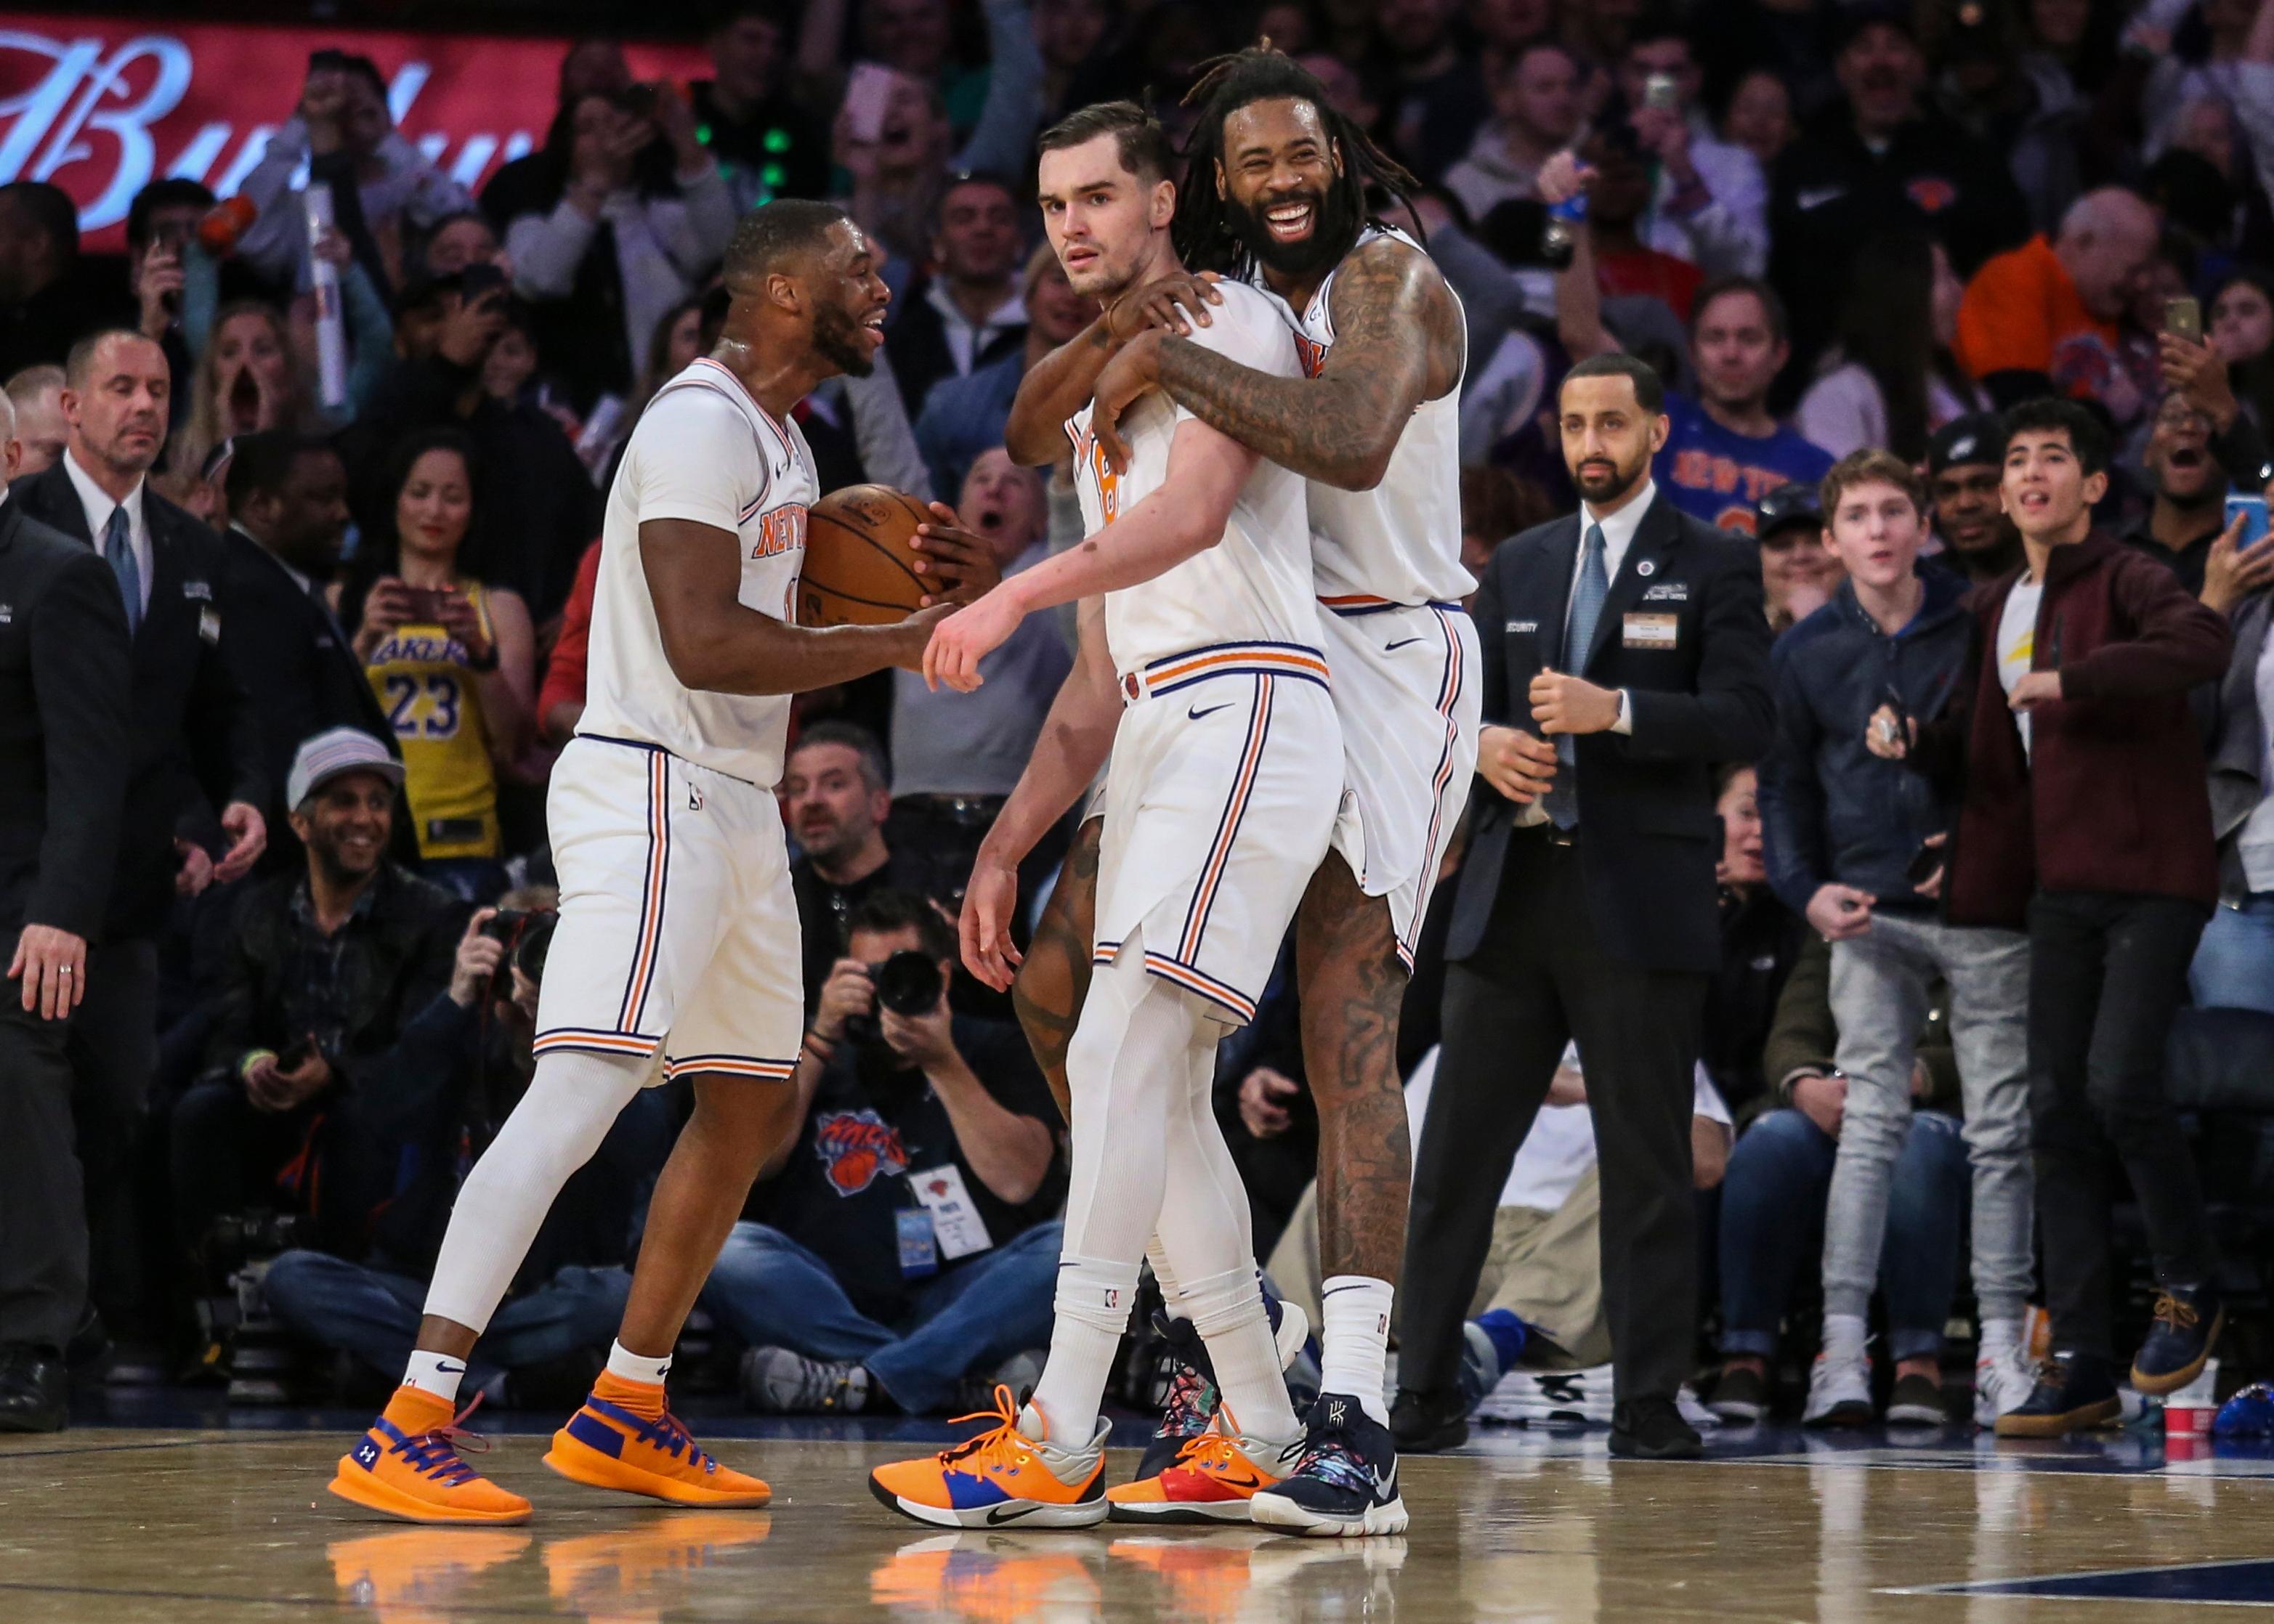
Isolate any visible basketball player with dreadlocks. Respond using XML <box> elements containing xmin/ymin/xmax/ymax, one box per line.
<box><xmin>987</xmin><ymin>52</ymin><xmax>1478</xmax><ymax>1537</ymax></box>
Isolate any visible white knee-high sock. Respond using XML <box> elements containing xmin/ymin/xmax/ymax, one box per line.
<box><xmin>1319</xmin><ymin>1275</ymin><xmax>1394</xmax><ymax>1424</ymax></box>
<box><xmin>1157</xmin><ymin>1011</ymin><xmax>1297</xmax><ymax>1442</ymax></box>
<box><xmin>416</xmin><ymin>1048</ymin><xmax>649</xmax><ymax>1380</ymax></box>
<box><xmin>1027</xmin><ymin>942</ymin><xmax>1188</xmax><ymax>1443</ymax></box>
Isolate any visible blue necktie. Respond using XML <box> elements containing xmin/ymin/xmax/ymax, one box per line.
<box><xmin>1543</xmin><ymin>521</ymin><xmax>1608</xmax><ymax>830</ymax></box>
<box><xmin>102</xmin><ymin>506</ymin><xmax>141</xmax><ymax>636</ymax></box>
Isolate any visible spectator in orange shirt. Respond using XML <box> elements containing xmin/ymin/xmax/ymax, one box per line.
<box><xmin>1953</xmin><ymin>188</ymin><xmax>2161</xmax><ymax>410</ymax></box>
<box><xmin>537</xmin><ymin>537</ymin><xmax>602</xmax><ymax>744</ymax></box>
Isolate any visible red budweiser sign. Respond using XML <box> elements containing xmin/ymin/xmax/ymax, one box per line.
<box><xmin>0</xmin><ymin>15</ymin><xmax>710</xmax><ymax>251</ymax></box>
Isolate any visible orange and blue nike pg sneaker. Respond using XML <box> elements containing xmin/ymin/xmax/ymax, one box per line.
<box><xmin>870</xmin><ymin>1384</ymin><xmax>1109</xmax><ymax>1528</ymax></box>
<box><xmin>542</xmin><ymin>1371</ymin><xmax>772</xmax><ymax>1507</ymax></box>
<box><xmin>328</xmin><ymin>1386</ymin><xmax>533</xmax><ymax>1525</ymax></box>
<box><xmin>1105</xmin><ymin>1419</ymin><xmax>1302</xmax><ymax>1523</ymax></box>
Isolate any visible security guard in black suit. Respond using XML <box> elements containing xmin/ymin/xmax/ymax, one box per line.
<box><xmin>10</xmin><ymin>330</ymin><xmax>267</xmax><ymax>1355</ymax></box>
<box><xmin>1394</xmin><ymin>355</ymin><xmax>1773</xmax><ymax>1460</ymax></box>
<box><xmin>215</xmin><ymin>430</ymin><xmax>397</xmax><ymax>869</ymax></box>
<box><xmin>0</xmin><ymin>410</ymin><xmax>132</xmax><ymax>1431</ymax></box>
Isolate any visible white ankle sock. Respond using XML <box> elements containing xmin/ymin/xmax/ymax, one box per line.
<box><xmin>1320</xmin><ymin>1275</ymin><xmax>1394</xmax><ymax>1424</ymax></box>
<box><xmin>1822</xmin><ymin>1313</ymin><xmax>1869</xmax><ymax>1359</ymax></box>
<box><xmin>1185</xmin><ymin>1265</ymin><xmax>1298</xmax><ymax>1443</ymax></box>
<box><xmin>1029</xmin><ymin>1254</ymin><xmax>1139</xmax><ymax>1446</ymax></box>
<box><xmin>607</xmin><ymin>1340</ymin><xmax>672</xmax><ymax>1386</ymax></box>
<box><xmin>401</xmin><ymin>1349</ymin><xmax>468</xmax><ymax>1405</ymax></box>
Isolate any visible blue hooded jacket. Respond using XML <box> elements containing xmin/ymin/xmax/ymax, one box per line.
<box><xmin>1759</xmin><ymin>564</ymin><xmax>1973</xmax><ymax>916</ymax></box>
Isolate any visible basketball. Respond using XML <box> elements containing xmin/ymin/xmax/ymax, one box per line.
<box><xmin>797</xmin><ymin>484</ymin><xmax>934</xmax><ymax>626</ymax></box>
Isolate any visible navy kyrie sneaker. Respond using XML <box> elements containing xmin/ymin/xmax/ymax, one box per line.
<box><xmin>1248</xmin><ymin>1392</ymin><xmax>1409</xmax><ymax>1538</ymax></box>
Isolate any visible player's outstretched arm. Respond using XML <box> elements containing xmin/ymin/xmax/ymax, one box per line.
<box><xmin>962</xmin><ymin>597</ymin><xmax>1117</xmax><ymax>989</ymax></box>
<box><xmin>923</xmin><ymin>421</ymin><xmax>1255</xmax><ymax>692</ymax></box>
<box><xmin>1099</xmin><ymin>236</ymin><xmax>1457</xmax><ymax>491</ymax></box>
<box><xmin>641</xmin><ymin>516</ymin><xmax>945</xmax><ymax>695</ymax></box>
<box><xmin>1002</xmin><ymin>272</ymin><xmax>1223</xmax><ymax>466</ymax></box>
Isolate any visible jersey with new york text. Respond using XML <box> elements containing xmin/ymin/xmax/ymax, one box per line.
<box><xmin>1064</xmin><ymin>280</ymin><xmax>1322</xmax><ymax>670</ymax></box>
<box><xmin>578</xmin><ymin>357</ymin><xmax>817</xmax><ymax>787</ymax></box>
<box><xmin>1249</xmin><ymin>225</ymin><xmax>1474</xmax><ymax>608</ymax></box>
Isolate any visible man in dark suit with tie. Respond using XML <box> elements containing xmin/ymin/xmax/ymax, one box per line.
<box><xmin>11</xmin><ymin>329</ymin><xmax>267</xmax><ymax>1359</ymax></box>
<box><xmin>1393</xmin><ymin>354</ymin><xmax>1774</xmax><ymax>1460</ymax></box>
<box><xmin>0</xmin><ymin>390</ymin><xmax>133</xmax><ymax>1429</ymax></box>
<box><xmin>217</xmin><ymin>430</ymin><xmax>397</xmax><ymax>864</ymax></box>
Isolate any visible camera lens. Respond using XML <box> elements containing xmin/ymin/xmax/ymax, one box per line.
<box><xmin>513</xmin><ymin>914</ymin><xmax>557</xmax><ymax>984</ymax></box>
<box><xmin>873</xmin><ymin>950</ymin><xmax>942</xmax><ymax>1017</ymax></box>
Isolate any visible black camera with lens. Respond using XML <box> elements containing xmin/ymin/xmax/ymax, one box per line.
<box><xmin>482</xmin><ymin>907</ymin><xmax>558</xmax><ymax>986</ymax></box>
<box><xmin>843</xmin><ymin>949</ymin><xmax>944</xmax><ymax>1046</ymax></box>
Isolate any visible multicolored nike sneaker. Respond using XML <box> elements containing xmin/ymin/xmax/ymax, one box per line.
<box><xmin>1133</xmin><ymin>1297</ymin><xmax>1314</xmax><ymax>1483</ymax></box>
<box><xmin>1105</xmin><ymin>1421</ymin><xmax>1302</xmax><ymax>1523</ymax></box>
<box><xmin>542</xmin><ymin>1379</ymin><xmax>772</xmax><ymax>1507</ymax></box>
<box><xmin>1248</xmin><ymin>1392</ymin><xmax>1409</xmax><ymax>1538</ymax></box>
<box><xmin>328</xmin><ymin>1387</ymin><xmax>533</xmax><ymax>1526</ymax></box>
<box><xmin>869</xmin><ymin>1385</ymin><xmax>1109</xmax><ymax>1529</ymax></box>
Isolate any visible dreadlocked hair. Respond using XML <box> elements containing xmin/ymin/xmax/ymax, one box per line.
<box><xmin>1172</xmin><ymin>44</ymin><xmax>1423</xmax><ymax>273</ymax></box>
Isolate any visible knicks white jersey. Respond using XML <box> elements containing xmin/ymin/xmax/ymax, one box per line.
<box><xmin>1251</xmin><ymin>225</ymin><xmax>1475</xmax><ymax>609</ymax></box>
<box><xmin>579</xmin><ymin>357</ymin><xmax>817</xmax><ymax>787</ymax></box>
<box><xmin>1064</xmin><ymin>280</ymin><xmax>1324</xmax><ymax>670</ymax></box>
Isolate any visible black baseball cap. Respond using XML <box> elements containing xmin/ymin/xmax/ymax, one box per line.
<box><xmin>1755</xmin><ymin>481</ymin><xmax>1823</xmax><ymax>542</ymax></box>
<box><xmin>1832</xmin><ymin>0</ymin><xmax>1917</xmax><ymax>54</ymax></box>
<box><xmin>1927</xmin><ymin>412</ymin><xmax>2007</xmax><ymax>476</ymax></box>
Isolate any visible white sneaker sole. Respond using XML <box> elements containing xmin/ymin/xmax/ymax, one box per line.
<box><xmin>1106</xmin><ymin>1495</ymin><xmax>1256</xmax><ymax>1524</ymax></box>
<box><xmin>1275</xmin><ymin>1302</ymin><xmax>1310</xmax><ymax>1370</ymax></box>
<box><xmin>1250</xmin><ymin>1490</ymin><xmax>1409</xmax><ymax>1538</ymax></box>
<box><xmin>875</xmin><ymin>1490</ymin><xmax>1107</xmax><ymax>1530</ymax></box>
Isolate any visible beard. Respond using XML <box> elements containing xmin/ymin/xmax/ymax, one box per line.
<box><xmin>812</xmin><ymin>300</ymin><xmax>876</xmax><ymax>378</ymax></box>
<box><xmin>1571</xmin><ymin>447</ymin><xmax>1649</xmax><ymax>506</ymax></box>
<box><xmin>1223</xmin><ymin>179</ymin><xmax>1359</xmax><ymax>280</ymax></box>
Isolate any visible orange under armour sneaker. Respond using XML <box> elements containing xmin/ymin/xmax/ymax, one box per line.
<box><xmin>869</xmin><ymin>1385</ymin><xmax>1109</xmax><ymax>1528</ymax></box>
<box><xmin>541</xmin><ymin>1377</ymin><xmax>772</xmax><ymax>1508</ymax></box>
<box><xmin>328</xmin><ymin>1387</ymin><xmax>533</xmax><ymax>1526</ymax></box>
<box><xmin>1106</xmin><ymin>1423</ymin><xmax>1300</xmax><ymax>1523</ymax></box>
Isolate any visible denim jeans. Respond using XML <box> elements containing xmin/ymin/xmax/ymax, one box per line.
<box><xmin>2029</xmin><ymin>890</ymin><xmax>2213</xmax><ymax>1360</ymax></box>
<box><xmin>261</xmin><ymin>1249</ymin><xmax>630</xmax><ymax>1393</ymax></box>
<box><xmin>1720</xmin><ymin>1107</ymin><xmax>1969</xmax><ymax>1362</ymax></box>
<box><xmin>700</xmin><ymin>1219</ymin><xmax>1062</xmax><ymax>1414</ymax></box>
<box><xmin>1824</xmin><ymin>913</ymin><xmax>2033</xmax><ymax>1328</ymax></box>
<box><xmin>2190</xmin><ymin>893</ymin><xmax>2274</xmax><ymax>1015</ymax></box>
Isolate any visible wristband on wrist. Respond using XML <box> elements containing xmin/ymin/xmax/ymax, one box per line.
<box><xmin>240</xmin><ymin>1049</ymin><xmax>278</xmax><ymax>1083</ymax></box>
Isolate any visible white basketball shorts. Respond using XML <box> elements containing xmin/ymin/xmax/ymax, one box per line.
<box><xmin>1093</xmin><ymin>643</ymin><xmax>1343</xmax><ymax>1025</ymax></box>
<box><xmin>1319</xmin><ymin>601</ymin><xmax>1482</xmax><ymax>970</ymax></box>
<box><xmin>533</xmin><ymin>734</ymin><xmax>803</xmax><ymax>1083</ymax></box>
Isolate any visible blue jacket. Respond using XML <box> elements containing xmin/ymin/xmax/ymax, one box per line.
<box><xmin>1759</xmin><ymin>566</ymin><xmax>1972</xmax><ymax>915</ymax></box>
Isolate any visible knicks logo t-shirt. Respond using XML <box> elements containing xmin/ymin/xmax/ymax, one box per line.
<box><xmin>1651</xmin><ymin>391</ymin><xmax>1834</xmax><ymax>534</ymax></box>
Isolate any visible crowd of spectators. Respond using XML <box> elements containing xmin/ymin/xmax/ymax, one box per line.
<box><xmin>6</xmin><ymin>0</ymin><xmax>2274</xmax><ymax>1434</ymax></box>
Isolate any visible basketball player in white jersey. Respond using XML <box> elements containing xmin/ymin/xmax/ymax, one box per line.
<box><xmin>963</xmin><ymin>53</ymin><xmax>1481</xmax><ymax>1535</ymax></box>
<box><xmin>326</xmin><ymin>200</ymin><xmax>990</xmax><ymax>1526</ymax></box>
<box><xmin>868</xmin><ymin>101</ymin><xmax>1348</xmax><ymax>1530</ymax></box>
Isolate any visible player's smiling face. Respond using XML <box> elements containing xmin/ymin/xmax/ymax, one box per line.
<box><xmin>809</xmin><ymin>217</ymin><xmax>891</xmax><ymax>378</ymax></box>
<box><xmin>1217</xmin><ymin>97</ymin><xmax>1354</xmax><ymax>280</ymax></box>
<box><xmin>1037</xmin><ymin>134</ymin><xmax>1173</xmax><ymax>301</ymax></box>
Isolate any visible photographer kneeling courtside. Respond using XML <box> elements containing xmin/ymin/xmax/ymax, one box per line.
<box><xmin>702</xmin><ymin>890</ymin><xmax>1066</xmax><ymax>1415</ymax></box>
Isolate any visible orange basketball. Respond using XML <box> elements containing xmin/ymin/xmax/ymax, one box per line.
<box><xmin>797</xmin><ymin>484</ymin><xmax>934</xmax><ymax>626</ymax></box>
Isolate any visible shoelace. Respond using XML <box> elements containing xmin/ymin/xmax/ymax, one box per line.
<box><xmin>630</xmin><ymin>1408</ymin><xmax>714</xmax><ymax>1472</ymax></box>
<box><xmin>392</xmin><ymin>1394</ymin><xmax>494</xmax><ymax>1485</ymax></box>
<box><xmin>1173</xmin><ymin>1432</ymin><xmax>1254</xmax><ymax>1477</ymax></box>
<box><xmin>2150</xmin><ymin>1293</ymin><xmax>2200</xmax><ymax>1332</ymax></box>
<box><xmin>938</xmin><ymin>1384</ymin><xmax>1036</xmax><ymax>1476</ymax></box>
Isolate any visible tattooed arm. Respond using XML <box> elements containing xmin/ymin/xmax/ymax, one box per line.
<box><xmin>1091</xmin><ymin>235</ymin><xmax>1460</xmax><ymax>491</ymax></box>
<box><xmin>1003</xmin><ymin>272</ymin><xmax>1225</xmax><ymax>466</ymax></box>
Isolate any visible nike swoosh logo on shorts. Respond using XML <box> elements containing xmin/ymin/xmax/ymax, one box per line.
<box><xmin>1188</xmin><ymin>702</ymin><xmax>1234</xmax><ymax>720</ymax></box>
<box><xmin>1384</xmin><ymin>636</ymin><xmax>1426</xmax><ymax>651</ymax></box>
